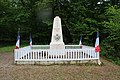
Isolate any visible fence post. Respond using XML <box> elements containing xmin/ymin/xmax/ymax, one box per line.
<box><xmin>14</xmin><ymin>49</ymin><xmax>17</xmax><ymax>64</ymax></box>
<box><xmin>97</xmin><ymin>52</ymin><xmax>101</xmax><ymax>65</ymax></box>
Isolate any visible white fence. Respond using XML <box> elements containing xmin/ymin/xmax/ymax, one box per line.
<box><xmin>14</xmin><ymin>45</ymin><xmax>100</xmax><ymax>64</ymax></box>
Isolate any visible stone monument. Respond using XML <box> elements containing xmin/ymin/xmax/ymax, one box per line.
<box><xmin>50</xmin><ymin>16</ymin><xmax>65</xmax><ymax>50</ymax></box>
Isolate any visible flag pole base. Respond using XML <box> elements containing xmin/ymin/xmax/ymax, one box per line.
<box><xmin>97</xmin><ymin>59</ymin><xmax>101</xmax><ymax>65</ymax></box>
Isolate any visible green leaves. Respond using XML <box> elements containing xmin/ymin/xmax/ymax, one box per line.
<box><xmin>101</xmin><ymin>5</ymin><xmax>120</xmax><ymax>58</ymax></box>
<box><xmin>0</xmin><ymin>0</ymin><xmax>120</xmax><ymax>62</ymax></box>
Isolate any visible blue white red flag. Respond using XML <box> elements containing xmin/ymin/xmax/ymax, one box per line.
<box><xmin>29</xmin><ymin>34</ymin><xmax>32</xmax><ymax>48</ymax></box>
<box><xmin>79</xmin><ymin>35</ymin><xmax>82</xmax><ymax>48</ymax></box>
<box><xmin>95</xmin><ymin>31</ymin><xmax>100</xmax><ymax>52</ymax></box>
<box><xmin>16</xmin><ymin>32</ymin><xmax>20</xmax><ymax>49</ymax></box>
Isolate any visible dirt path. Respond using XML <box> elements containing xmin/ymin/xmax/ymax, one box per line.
<box><xmin>0</xmin><ymin>52</ymin><xmax>120</xmax><ymax>80</ymax></box>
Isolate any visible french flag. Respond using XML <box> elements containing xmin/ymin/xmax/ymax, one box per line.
<box><xmin>79</xmin><ymin>35</ymin><xmax>82</xmax><ymax>48</ymax></box>
<box><xmin>16</xmin><ymin>32</ymin><xmax>20</xmax><ymax>49</ymax></box>
<box><xmin>95</xmin><ymin>31</ymin><xmax>100</xmax><ymax>52</ymax></box>
<box><xmin>29</xmin><ymin>34</ymin><xmax>32</xmax><ymax>48</ymax></box>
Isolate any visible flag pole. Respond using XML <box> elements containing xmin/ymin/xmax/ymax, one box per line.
<box><xmin>29</xmin><ymin>32</ymin><xmax>32</xmax><ymax>49</ymax></box>
<box><xmin>15</xmin><ymin>28</ymin><xmax>20</xmax><ymax>49</ymax></box>
<box><xmin>18</xmin><ymin>28</ymin><xmax>20</xmax><ymax>48</ymax></box>
<box><xmin>79</xmin><ymin>34</ymin><xmax>82</xmax><ymax>48</ymax></box>
<box><xmin>95</xmin><ymin>30</ymin><xmax>101</xmax><ymax>65</ymax></box>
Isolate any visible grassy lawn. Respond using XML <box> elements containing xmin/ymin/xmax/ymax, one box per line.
<box><xmin>0</xmin><ymin>43</ymin><xmax>28</xmax><ymax>53</ymax></box>
<box><xmin>0</xmin><ymin>45</ymin><xmax>15</xmax><ymax>53</ymax></box>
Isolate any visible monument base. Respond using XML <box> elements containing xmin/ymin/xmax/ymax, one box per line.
<box><xmin>50</xmin><ymin>42</ymin><xmax>65</xmax><ymax>49</ymax></box>
<box><xmin>50</xmin><ymin>42</ymin><xmax>65</xmax><ymax>55</ymax></box>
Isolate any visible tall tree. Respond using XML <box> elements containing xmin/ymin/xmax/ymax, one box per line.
<box><xmin>101</xmin><ymin>5</ymin><xmax>120</xmax><ymax>57</ymax></box>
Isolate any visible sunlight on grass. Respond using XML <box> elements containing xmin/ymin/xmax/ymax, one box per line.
<box><xmin>0</xmin><ymin>45</ymin><xmax>15</xmax><ymax>53</ymax></box>
<box><xmin>0</xmin><ymin>41</ymin><xmax>29</xmax><ymax>53</ymax></box>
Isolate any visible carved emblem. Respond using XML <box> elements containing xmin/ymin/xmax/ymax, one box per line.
<box><xmin>54</xmin><ymin>34</ymin><xmax>61</xmax><ymax>41</ymax></box>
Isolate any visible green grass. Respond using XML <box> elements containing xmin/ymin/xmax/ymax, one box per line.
<box><xmin>0</xmin><ymin>45</ymin><xmax>15</xmax><ymax>53</ymax></box>
<box><xmin>0</xmin><ymin>43</ymin><xmax>28</xmax><ymax>53</ymax></box>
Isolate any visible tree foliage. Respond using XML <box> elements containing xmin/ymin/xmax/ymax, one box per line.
<box><xmin>101</xmin><ymin>5</ymin><xmax>120</xmax><ymax>58</ymax></box>
<box><xmin>0</xmin><ymin>0</ymin><xmax>120</xmax><ymax>62</ymax></box>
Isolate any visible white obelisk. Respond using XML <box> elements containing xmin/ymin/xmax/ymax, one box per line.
<box><xmin>50</xmin><ymin>16</ymin><xmax>65</xmax><ymax>50</ymax></box>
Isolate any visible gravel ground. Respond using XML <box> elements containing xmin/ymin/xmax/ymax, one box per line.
<box><xmin>0</xmin><ymin>52</ymin><xmax>120</xmax><ymax>80</ymax></box>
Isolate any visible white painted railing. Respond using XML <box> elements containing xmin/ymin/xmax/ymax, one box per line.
<box><xmin>14</xmin><ymin>46</ymin><xmax>30</xmax><ymax>59</ymax></box>
<box><xmin>14</xmin><ymin>45</ymin><xmax>99</xmax><ymax>63</ymax></box>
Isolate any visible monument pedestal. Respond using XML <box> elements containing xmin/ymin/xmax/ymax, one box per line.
<box><xmin>50</xmin><ymin>42</ymin><xmax>65</xmax><ymax>49</ymax></box>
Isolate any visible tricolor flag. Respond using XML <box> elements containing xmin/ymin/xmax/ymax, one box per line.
<box><xmin>95</xmin><ymin>31</ymin><xmax>100</xmax><ymax>52</ymax></box>
<box><xmin>16</xmin><ymin>32</ymin><xmax>20</xmax><ymax>49</ymax></box>
<box><xmin>29</xmin><ymin>34</ymin><xmax>32</xmax><ymax>48</ymax></box>
<box><xmin>79</xmin><ymin>35</ymin><xmax>82</xmax><ymax>48</ymax></box>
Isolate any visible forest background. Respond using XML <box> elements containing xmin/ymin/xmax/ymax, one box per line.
<box><xmin>0</xmin><ymin>0</ymin><xmax>120</xmax><ymax>65</ymax></box>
